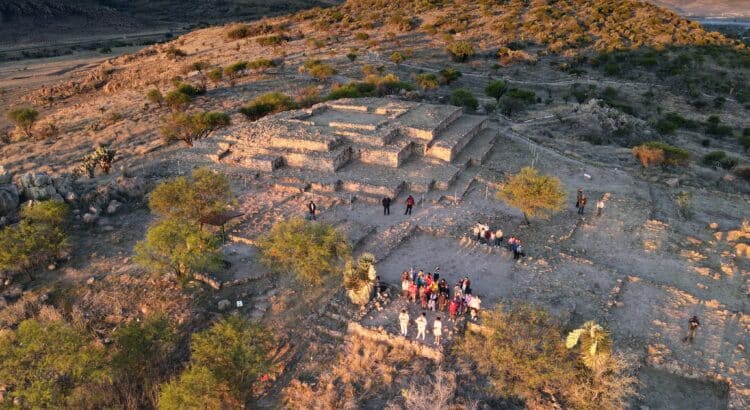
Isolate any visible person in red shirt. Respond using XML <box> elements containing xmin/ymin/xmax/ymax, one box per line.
<box><xmin>408</xmin><ymin>280</ymin><xmax>418</xmax><ymax>303</ymax></box>
<box><xmin>405</xmin><ymin>195</ymin><xmax>415</xmax><ymax>215</ymax></box>
<box><xmin>449</xmin><ymin>296</ymin><xmax>460</xmax><ymax>321</ymax></box>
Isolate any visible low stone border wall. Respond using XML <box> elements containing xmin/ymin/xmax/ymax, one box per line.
<box><xmin>347</xmin><ymin>322</ymin><xmax>444</xmax><ymax>362</ymax></box>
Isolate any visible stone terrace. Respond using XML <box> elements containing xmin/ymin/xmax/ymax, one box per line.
<box><xmin>202</xmin><ymin>98</ymin><xmax>498</xmax><ymax>201</ymax></box>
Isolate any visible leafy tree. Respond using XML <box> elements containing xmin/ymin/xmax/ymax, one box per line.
<box><xmin>450</xmin><ymin>88</ymin><xmax>478</xmax><ymax>111</ymax></box>
<box><xmin>389</xmin><ymin>51</ymin><xmax>405</xmax><ymax>66</ymax></box>
<box><xmin>446</xmin><ymin>41</ymin><xmax>475</xmax><ymax>62</ymax></box>
<box><xmin>566</xmin><ymin>321</ymin><xmax>612</xmax><ymax>374</ymax></box>
<box><xmin>158</xmin><ymin>365</ymin><xmax>237</xmax><ymax>410</ymax></box>
<box><xmin>0</xmin><ymin>201</ymin><xmax>69</xmax><ymax>276</ymax></box>
<box><xmin>160</xmin><ymin>111</ymin><xmax>230</xmax><ymax>146</ymax></box>
<box><xmin>148</xmin><ymin>167</ymin><xmax>235</xmax><ymax>227</ymax></box>
<box><xmin>164</xmin><ymin>90</ymin><xmax>192</xmax><ymax>111</ymax></box>
<box><xmin>147</xmin><ymin>89</ymin><xmax>164</xmax><ymax>107</ymax></box>
<box><xmin>7</xmin><ymin>107</ymin><xmax>39</xmax><ymax>139</ymax></box>
<box><xmin>497</xmin><ymin>167</ymin><xmax>566</xmax><ymax>224</ymax></box>
<box><xmin>112</xmin><ymin>315</ymin><xmax>176</xmax><ymax>407</ymax></box>
<box><xmin>190</xmin><ymin>316</ymin><xmax>275</xmax><ymax>401</ymax></box>
<box><xmin>257</xmin><ymin>218</ymin><xmax>351</xmax><ymax>284</ymax></box>
<box><xmin>416</xmin><ymin>73</ymin><xmax>439</xmax><ymax>90</ymax></box>
<box><xmin>485</xmin><ymin>79</ymin><xmax>508</xmax><ymax>102</ymax></box>
<box><xmin>134</xmin><ymin>218</ymin><xmax>223</xmax><ymax>279</ymax></box>
<box><xmin>455</xmin><ymin>304</ymin><xmax>578</xmax><ymax>404</ymax></box>
<box><xmin>240</xmin><ymin>92</ymin><xmax>297</xmax><ymax>121</ymax></box>
<box><xmin>439</xmin><ymin>66</ymin><xmax>462</xmax><ymax>84</ymax></box>
<box><xmin>0</xmin><ymin>319</ymin><xmax>108</xmax><ymax>408</ymax></box>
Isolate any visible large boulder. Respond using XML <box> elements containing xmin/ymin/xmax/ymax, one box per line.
<box><xmin>115</xmin><ymin>176</ymin><xmax>147</xmax><ymax>199</ymax></box>
<box><xmin>18</xmin><ymin>172</ymin><xmax>63</xmax><ymax>202</ymax></box>
<box><xmin>0</xmin><ymin>185</ymin><xmax>19</xmax><ymax>217</ymax></box>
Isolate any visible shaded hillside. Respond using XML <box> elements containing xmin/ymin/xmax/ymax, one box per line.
<box><xmin>0</xmin><ymin>0</ymin><xmax>336</xmax><ymax>46</ymax></box>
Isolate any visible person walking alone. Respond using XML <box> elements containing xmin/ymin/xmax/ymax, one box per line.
<box><xmin>683</xmin><ymin>315</ymin><xmax>700</xmax><ymax>343</ymax></box>
<box><xmin>596</xmin><ymin>199</ymin><xmax>604</xmax><ymax>217</ymax></box>
<box><xmin>577</xmin><ymin>195</ymin><xmax>587</xmax><ymax>215</ymax></box>
<box><xmin>308</xmin><ymin>200</ymin><xmax>317</xmax><ymax>220</ymax></box>
<box><xmin>433</xmin><ymin>317</ymin><xmax>442</xmax><ymax>345</ymax></box>
<box><xmin>415</xmin><ymin>312</ymin><xmax>427</xmax><ymax>340</ymax></box>
<box><xmin>399</xmin><ymin>309</ymin><xmax>410</xmax><ymax>337</ymax></box>
<box><xmin>382</xmin><ymin>196</ymin><xmax>391</xmax><ymax>215</ymax></box>
<box><xmin>405</xmin><ymin>195</ymin><xmax>415</xmax><ymax>215</ymax></box>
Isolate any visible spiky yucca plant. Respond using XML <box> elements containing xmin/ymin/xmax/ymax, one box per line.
<box><xmin>566</xmin><ymin>321</ymin><xmax>612</xmax><ymax>373</ymax></box>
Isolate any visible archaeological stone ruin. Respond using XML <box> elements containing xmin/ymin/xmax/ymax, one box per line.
<box><xmin>203</xmin><ymin>98</ymin><xmax>499</xmax><ymax>201</ymax></box>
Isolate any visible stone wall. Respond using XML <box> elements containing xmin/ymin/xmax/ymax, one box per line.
<box><xmin>347</xmin><ymin>322</ymin><xmax>443</xmax><ymax>362</ymax></box>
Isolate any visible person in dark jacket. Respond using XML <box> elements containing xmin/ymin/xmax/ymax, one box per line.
<box><xmin>308</xmin><ymin>201</ymin><xmax>317</xmax><ymax>220</ymax></box>
<box><xmin>405</xmin><ymin>195</ymin><xmax>415</xmax><ymax>215</ymax></box>
<box><xmin>683</xmin><ymin>315</ymin><xmax>700</xmax><ymax>343</ymax></box>
<box><xmin>382</xmin><ymin>196</ymin><xmax>391</xmax><ymax>215</ymax></box>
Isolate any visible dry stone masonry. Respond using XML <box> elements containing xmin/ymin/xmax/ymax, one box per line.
<box><xmin>202</xmin><ymin>98</ymin><xmax>499</xmax><ymax>201</ymax></box>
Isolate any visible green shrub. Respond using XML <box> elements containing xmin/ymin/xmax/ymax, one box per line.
<box><xmin>146</xmin><ymin>89</ymin><xmax>164</xmax><ymax>107</ymax></box>
<box><xmin>224</xmin><ymin>61</ymin><xmax>249</xmax><ymax>82</ymax></box>
<box><xmin>702</xmin><ymin>150</ymin><xmax>738</xmax><ymax>169</ymax></box>
<box><xmin>164</xmin><ymin>46</ymin><xmax>187</xmax><ymax>59</ymax></box>
<box><xmin>346</xmin><ymin>52</ymin><xmax>358</xmax><ymax>62</ymax></box>
<box><xmin>632</xmin><ymin>141</ymin><xmax>690</xmax><ymax>167</ymax></box>
<box><xmin>247</xmin><ymin>58</ymin><xmax>276</xmax><ymax>70</ymax></box>
<box><xmin>257</xmin><ymin>218</ymin><xmax>350</xmax><ymax>284</ymax></box>
<box><xmin>450</xmin><ymin>88</ymin><xmax>478</xmax><ymax>111</ymax></box>
<box><xmin>0</xmin><ymin>201</ymin><xmax>69</xmax><ymax>275</ymax></box>
<box><xmin>498</xmin><ymin>88</ymin><xmax>537</xmax><ymax>115</ymax></box>
<box><xmin>175</xmin><ymin>83</ymin><xmax>202</xmax><ymax>97</ymax></box>
<box><xmin>160</xmin><ymin>111</ymin><xmax>230</xmax><ymax>146</ymax></box>
<box><xmin>226</xmin><ymin>24</ymin><xmax>250</xmax><ymax>40</ymax></box>
<box><xmin>654</xmin><ymin>118</ymin><xmax>678</xmax><ymax>135</ymax></box>
<box><xmin>739</xmin><ymin>132</ymin><xmax>750</xmax><ymax>151</ymax></box>
<box><xmin>439</xmin><ymin>67</ymin><xmax>462</xmax><ymax>84</ymax></box>
<box><xmin>367</xmin><ymin>73</ymin><xmax>414</xmax><ymax>96</ymax></box>
<box><xmin>446</xmin><ymin>41</ymin><xmax>475</xmax><ymax>62</ymax></box>
<box><xmin>208</xmin><ymin>68</ymin><xmax>223</xmax><ymax>84</ymax></box>
<box><xmin>389</xmin><ymin>51</ymin><xmax>405</xmax><ymax>65</ymax></box>
<box><xmin>355</xmin><ymin>32</ymin><xmax>370</xmax><ymax>41</ymax></box>
<box><xmin>240</xmin><ymin>92</ymin><xmax>297</xmax><ymax>121</ymax></box>
<box><xmin>485</xmin><ymin>79</ymin><xmax>508</xmax><ymax>101</ymax></box>
<box><xmin>326</xmin><ymin>82</ymin><xmax>374</xmax><ymax>100</ymax></box>
<box><xmin>78</xmin><ymin>146</ymin><xmax>116</xmax><ymax>177</ymax></box>
<box><xmin>603</xmin><ymin>62</ymin><xmax>621</xmax><ymax>76</ymax></box>
<box><xmin>7</xmin><ymin>107</ymin><xmax>39</xmax><ymax>139</ymax></box>
<box><xmin>496</xmin><ymin>167</ymin><xmax>566</xmax><ymax>224</ymax></box>
<box><xmin>416</xmin><ymin>73</ymin><xmax>439</xmax><ymax>90</ymax></box>
<box><xmin>303</xmin><ymin>60</ymin><xmax>336</xmax><ymax>80</ymax></box>
<box><xmin>134</xmin><ymin>218</ymin><xmax>223</xmax><ymax>279</ymax></box>
<box><xmin>148</xmin><ymin>167</ymin><xmax>235</xmax><ymax>226</ymax></box>
<box><xmin>0</xmin><ymin>319</ymin><xmax>107</xmax><ymax>408</ymax></box>
<box><xmin>158</xmin><ymin>365</ymin><xmax>236</xmax><ymax>409</ymax></box>
<box><xmin>256</xmin><ymin>35</ymin><xmax>286</xmax><ymax>47</ymax></box>
<box><xmin>164</xmin><ymin>90</ymin><xmax>192</xmax><ymax>111</ymax></box>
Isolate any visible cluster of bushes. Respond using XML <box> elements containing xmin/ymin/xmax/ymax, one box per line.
<box><xmin>415</xmin><ymin>72</ymin><xmax>439</xmax><ymax>90</ymax></box>
<box><xmin>301</xmin><ymin>59</ymin><xmax>336</xmax><ymax>80</ymax></box>
<box><xmin>160</xmin><ymin>111</ymin><xmax>230</xmax><ymax>146</ymax></box>
<box><xmin>632</xmin><ymin>141</ymin><xmax>690</xmax><ymax>167</ymax></box>
<box><xmin>326</xmin><ymin>73</ymin><xmax>414</xmax><ymax>100</ymax></box>
<box><xmin>225</xmin><ymin>23</ymin><xmax>274</xmax><ymax>40</ymax></box>
<box><xmin>0</xmin><ymin>311</ymin><xmax>274</xmax><ymax>408</ymax></box>
<box><xmin>456</xmin><ymin>304</ymin><xmax>636</xmax><ymax>409</ymax></box>
<box><xmin>164</xmin><ymin>46</ymin><xmax>187</xmax><ymax>60</ymax></box>
<box><xmin>135</xmin><ymin>168</ymin><xmax>234</xmax><ymax>282</ymax></box>
<box><xmin>0</xmin><ymin>201</ymin><xmax>69</xmax><ymax>278</ymax></box>
<box><xmin>702</xmin><ymin>151</ymin><xmax>739</xmax><ymax>170</ymax></box>
<box><xmin>257</xmin><ymin>35</ymin><xmax>287</xmax><ymax>47</ymax></box>
<box><xmin>450</xmin><ymin>89</ymin><xmax>478</xmax><ymax>111</ymax></box>
<box><xmin>446</xmin><ymin>40</ymin><xmax>475</xmax><ymax>62</ymax></box>
<box><xmin>498</xmin><ymin>88</ymin><xmax>537</xmax><ymax>115</ymax></box>
<box><xmin>158</xmin><ymin>83</ymin><xmax>204</xmax><ymax>111</ymax></box>
<box><xmin>240</xmin><ymin>92</ymin><xmax>297</xmax><ymax>121</ymax></box>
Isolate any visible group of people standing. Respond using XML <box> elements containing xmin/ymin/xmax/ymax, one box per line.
<box><xmin>382</xmin><ymin>195</ymin><xmax>415</xmax><ymax>216</ymax></box>
<box><xmin>472</xmin><ymin>223</ymin><xmax>504</xmax><ymax>247</ymax></box>
<box><xmin>576</xmin><ymin>188</ymin><xmax>605</xmax><ymax>217</ymax></box>
<box><xmin>399</xmin><ymin>270</ymin><xmax>482</xmax><ymax>345</ymax></box>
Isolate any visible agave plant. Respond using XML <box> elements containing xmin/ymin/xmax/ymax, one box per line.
<box><xmin>566</xmin><ymin>321</ymin><xmax>612</xmax><ymax>373</ymax></box>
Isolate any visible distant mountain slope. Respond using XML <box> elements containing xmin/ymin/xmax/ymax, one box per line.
<box><xmin>0</xmin><ymin>0</ymin><xmax>335</xmax><ymax>46</ymax></box>
<box><xmin>648</xmin><ymin>1</ymin><xmax>750</xmax><ymax>18</ymax></box>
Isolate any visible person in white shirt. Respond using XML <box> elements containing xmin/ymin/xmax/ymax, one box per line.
<box><xmin>398</xmin><ymin>309</ymin><xmax>410</xmax><ymax>336</ymax></box>
<box><xmin>468</xmin><ymin>295</ymin><xmax>482</xmax><ymax>321</ymax></box>
<box><xmin>495</xmin><ymin>229</ymin><xmax>504</xmax><ymax>245</ymax></box>
<box><xmin>415</xmin><ymin>312</ymin><xmax>427</xmax><ymax>340</ymax></box>
<box><xmin>596</xmin><ymin>199</ymin><xmax>604</xmax><ymax>217</ymax></box>
<box><xmin>433</xmin><ymin>317</ymin><xmax>442</xmax><ymax>345</ymax></box>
